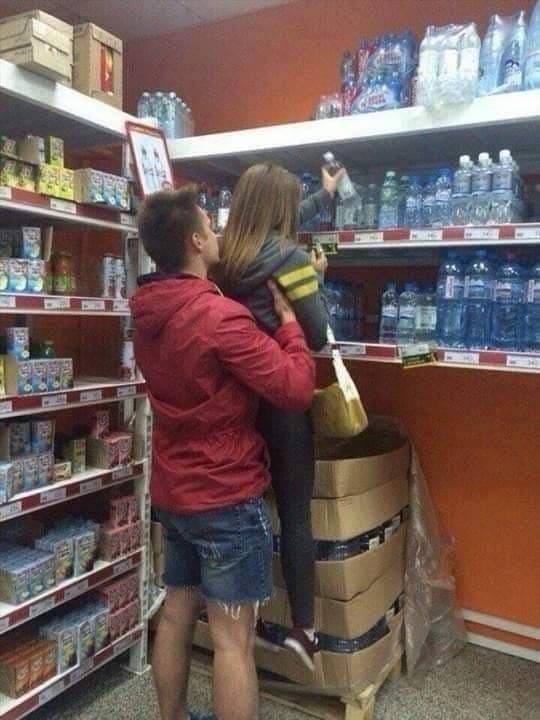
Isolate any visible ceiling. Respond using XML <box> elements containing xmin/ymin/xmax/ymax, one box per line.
<box><xmin>0</xmin><ymin>0</ymin><xmax>296</xmax><ymax>40</ymax></box>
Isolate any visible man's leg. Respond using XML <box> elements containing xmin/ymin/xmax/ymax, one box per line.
<box><xmin>152</xmin><ymin>586</ymin><xmax>202</xmax><ymax>720</ymax></box>
<box><xmin>207</xmin><ymin>602</ymin><xmax>258</xmax><ymax>720</ymax></box>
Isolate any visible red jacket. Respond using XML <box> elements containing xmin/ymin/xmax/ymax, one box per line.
<box><xmin>130</xmin><ymin>274</ymin><xmax>315</xmax><ymax>513</ymax></box>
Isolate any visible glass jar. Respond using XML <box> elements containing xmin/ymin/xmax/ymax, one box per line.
<box><xmin>52</xmin><ymin>252</ymin><xmax>75</xmax><ymax>295</ymax></box>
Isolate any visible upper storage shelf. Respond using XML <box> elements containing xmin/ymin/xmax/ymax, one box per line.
<box><xmin>168</xmin><ymin>90</ymin><xmax>540</xmax><ymax>182</ymax></box>
<box><xmin>0</xmin><ymin>59</ymin><xmax>141</xmax><ymax>149</ymax></box>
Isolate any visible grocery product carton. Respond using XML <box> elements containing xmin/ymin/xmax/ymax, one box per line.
<box><xmin>73</xmin><ymin>23</ymin><xmax>123</xmax><ymax>109</ymax></box>
<box><xmin>0</xmin><ymin>11</ymin><xmax>73</xmax><ymax>39</ymax></box>
<box><xmin>262</xmin><ymin>557</ymin><xmax>404</xmax><ymax>639</ymax></box>
<box><xmin>314</xmin><ymin>418</ymin><xmax>410</xmax><ymax>498</ymax></box>
<box><xmin>267</xmin><ymin>474</ymin><xmax>408</xmax><ymax>541</ymax></box>
<box><xmin>0</xmin><ymin>18</ymin><xmax>73</xmax><ymax>61</ymax></box>
<box><xmin>1</xmin><ymin>40</ymin><xmax>72</xmax><ymax>84</ymax></box>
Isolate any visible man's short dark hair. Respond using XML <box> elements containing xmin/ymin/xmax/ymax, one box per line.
<box><xmin>137</xmin><ymin>187</ymin><xmax>201</xmax><ymax>273</ymax></box>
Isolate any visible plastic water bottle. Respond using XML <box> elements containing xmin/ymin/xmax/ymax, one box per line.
<box><xmin>464</xmin><ymin>250</ymin><xmax>494</xmax><ymax>350</ymax></box>
<box><xmin>471</xmin><ymin>153</ymin><xmax>493</xmax><ymax>225</ymax></box>
<box><xmin>459</xmin><ymin>23</ymin><xmax>481</xmax><ymax>101</ymax></box>
<box><xmin>217</xmin><ymin>187</ymin><xmax>232</xmax><ymax>231</ymax></box>
<box><xmin>451</xmin><ymin>155</ymin><xmax>472</xmax><ymax>226</ymax></box>
<box><xmin>490</xmin><ymin>254</ymin><xmax>525</xmax><ymax>350</ymax></box>
<box><xmin>422</xmin><ymin>176</ymin><xmax>437</xmax><ymax>228</ymax></box>
<box><xmin>436</xmin><ymin>252</ymin><xmax>465</xmax><ymax>347</ymax></box>
<box><xmin>498</xmin><ymin>11</ymin><xmax>527</xmax><ymax>91</ymax></box>
<box><xmin>379</xmin><ymin>282</ymin><xmax>399</xmax><ymax>344</ymax></box>
<box><xmin>323</xmin><ymin>152</ymin><xmax>356</xmax><ymax>201</ymax></box>
<box><xmin>137</xmin><ymin>91</ymin><xmax>152</xmax><ymax>119</ymax></box>
<box><xmin>161</xmin><ymin>92</ymin><xmax>177</xmax><ymax>138</ymax></box>
<box><xmin>396</xmin><ymin>283</ymin><xmax>418</xmax><ymax>345</ymax></box>
<box><xmin>175</xmin><ymin>98</ymin><xmax>185</xmax><ymax>138</ymax></box>
<box><xmin>434</xmin><ymin>169</ymin><xmax>453</xmax><ymax>227</ymax></box>
<box><xmin>364</xmin><ymin>184</ymin><xmax>379</xmax><ymax>228</ymax></box>
<box><xmin>479</xmin><ymin>15</ymin><xmax>507</xmax><ymax>95</ymax></box>
<box><xmin>524</xmin><ymin>0</ymin><xmax>540</xmax><ymax>89</ymax></box>
<box><xmin>378</xmin><ymin>171</ymin><xmax>399</xmax><ymax>229</ymax></box>
<box><xmin>416</xmin><ymin>26</ymin><xmax>439</xmax><ymax>106</ymax></box>
<box><xmin>184</xmin><ymin>106</ymin><xmax>195</xmax><ymax>136</ymax></box>
<box><xmin>523</xmin><ymin>261</ymin><xmax>540</xmax><ymax>350</ymax></box>
<box><xmin>490</xmin><ymin>149</ymin><xmax>515</xmax><ymax>224</ymax></box>
<box><xmin>151</xmin><ymin>92</ymin><xmax>165</xmax><ymax>129</ymax></box>
<box><xmin>403</xmin><ymin>176</ymin><xmax>423</xmax><ymax>228</ymax></box>
<box><xmin>398</xmin><ymin>175</ymin><xmax>410</xmax><ymax>228</ymax></box>
<box><xmin>415</xmin><ymin>284</ymin><xmax>437</xmax><ymax>343</ymax></box>
<box><xmin>438</xmin><ymin>26</ymin><xmax>461</xmax><ymax>103</ymax></box>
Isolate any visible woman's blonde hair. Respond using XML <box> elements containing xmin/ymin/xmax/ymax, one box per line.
<box><xmin>218</xmin><ymin>162</ymin><xmax>300</xmax><ymax>292</ymax></box>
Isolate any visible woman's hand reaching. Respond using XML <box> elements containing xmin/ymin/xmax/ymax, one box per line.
<box><xmin>321</xmin><ymin>166</ymin><xmax>346</xmax><ymax>198</ymax></box>
<box><xmin>268</xmin><ymin>280</ymin><xmax>297</xmax><ymax>326</ymax></box>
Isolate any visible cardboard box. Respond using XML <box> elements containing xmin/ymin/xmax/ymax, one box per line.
<box><xmin>274</xmin><ymin>523</ymin><xmax>407</xmax><ymax>601</ymax></box>
<box><xmin>194</xmin><ymin>612</ymin><xmax>403</xmax><ymax>693</ymax></box>
<box><xmin>0</xmin><ymin>11</ymin><xmax>73</xmax><ymax>39</ymax></box>
<box><xmin>314</xmin><ymin>419</ymin><xmax>410</xmax><ymax>498</ymax></box>
<box><xmin>0</xmin><ymin>18</ymin><xmax>73</xmax><ymax>61</ymax></box>
<box><xmin>267</xmin><ymin>474</ymin><xmax>408</xmax><ymax>542</ymax></box>
<box><xmin>262</xmin><ymin>557</ymin><xmax>404</xmax><ymax>639</ymax></box>
<box><xmin>73</xmin><ymin>23</ymin><xmax>123</xmax><ymax>109</ymax></box>
<box><xmin>1</xmin><ymin>40</ymin><xmax>72</xmax><ymax>83</ymax></box>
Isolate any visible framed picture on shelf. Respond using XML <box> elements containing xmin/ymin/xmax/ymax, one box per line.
<box><xmin>126</xmin><ymin>121</ymin><xmax>174</xmax><ymax>197</ymax></box>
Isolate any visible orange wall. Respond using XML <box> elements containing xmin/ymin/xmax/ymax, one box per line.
<box><xmin>125</xmin><ymin>0</ymin><xmax>540</xmax><ymax>628</ymax></box>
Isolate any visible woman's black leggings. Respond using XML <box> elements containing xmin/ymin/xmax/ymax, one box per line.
<box><xmin>258</xmin><ymin>402</ymin><xmax>315</xmax><ymax>629</ymax></box>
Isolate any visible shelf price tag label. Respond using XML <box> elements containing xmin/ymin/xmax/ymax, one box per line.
<box><xmin>113</xmin><ymin>559</ymin><xmax>132</xmax><ymax>577</ymax></box>
<box><xmin>0</xmin><ymin>501</ymin><xmax>21</xmax><ymax>521</ymax></box>
<box><xmin>30</xmin><ymin>595</ymin><xmax>56</xmax><ymax>618</ymax></box>
<box><xmin>506</xmin><ymin>354</ymin><xmax>540</xmax><ymax>370</ymax></box>
<box><xmin>120</xmin><ymin>213</ymin><xmax>136</xmax><ymax>227</ymax></box>
<box><xmin>0</xmin><ymin>401</ymin><xmax>13</xmax><ymax>415</ymax></box>
<box><xmin>0</xmin><ymin>617</ymin><xmax>9</xmax><ymax>634</ymax></box>
<box><xmin>44</xmin><ymin>297</ymin><xmax>70</xmax><ymax>310</ymax></box>
<box><xmin>117</xmin><ymin>385</ymin><xmax>137</xmax><ymax>398</ymax></box>
<box><xmin>354</xmin><ymin>231</ymin><xmax>383</xmax><ymax>244</ymax></box>
<box><xmin>113</xmin><ymin>635</ymin><xmax>133</xmax><ymax>656</ymax></box>
<box><xmin>42</xmin><ymin>393</ymin><xmax>67</xmax><ymax>408</ymax></box>
<box><xmin>443</xmin><ymin>351</ymin><xmax>479</xmax><ymax>365</ymax></box>
<box><xmin>112</xmin><ymin>464</ymin><xmax>132</xmax><ymax>481</ymax></box>
<box><xmin>410</xmin><ymin>229</ymin><xmax>443</xmax><ymax>242</ymax></box>
<box><xmin>339</xmin><ymin>344</ymin><xmax>367</xmax><ymax>356</ymax></box>
<box><xmin>0</xmin><ymin>295</ymin><xmax>16</xmax><ymax>309</ymax></box>
<box><xmin>82</xmin><ymin>299</ymin><xmax>106</xmax><ymax>311</ymax></box>
<box><xmin>80</xmin><ymin>477</ymin><xmax>102</xmax><ymax>494</ymax></box>
<box><xmin>311</xmin><ymin>232</ymin><xmax>339</xmax><ymax>255</ymax></box>
<box><xmin>50</xmin><ymin>198</ymin><xmax>77</xmax><ymax>214</ymax></box>
<box><xmin>113</xmin><ymin>299</ymin><xmax>129</xmax><ymax>313</ymax></box>
<box><xmin>64</xmin><ymin>579</ymin><xmax>89</xmax><ymax>602</ymax></box>
<box><xmin>80</xmin><ymin>389</ymin><xmax>103</xmax><ymax>403</ymax></box>
<box><xmin>41</xmin><ymin>487</ymin><xmax>67</xmax><ymax>504</ymax></box>
<box><xmin>464</xmin><ymin>227</ymin><xmax>499</xmax><ymax>240</ymax></box>
<box><xmin>514</xmin><ymin>226</ymin><xmax>540</xmax><ymax>241</ymax></box>
<box><xmin>39</xmin><ymin>680</ymin><xmax>65</xmax><ymax>706</ymax></box>
<box><xmin>400</xmin><ymin>343</ymin><xmax>437</xmax><ymax>368</ymax></box>
<box><xmin>0</xmin><ymin>186</ymin><xmax>12</xmax><ymax>200</ymax></box>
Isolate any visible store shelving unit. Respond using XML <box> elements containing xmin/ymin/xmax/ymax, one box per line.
<box><xmin>170</xmin><ymin>92</ymin><xmax>540</xmax><ymax>375</ymax></box>
<box><xmin>0</xmin><ymin>59</ymin><xmax>152</xmax><ymax>720</ymax></box>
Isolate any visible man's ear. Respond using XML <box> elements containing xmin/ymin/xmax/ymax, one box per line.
<box><xmin>190</xmin><ymin>231</ymin><xmax>203</xmax><ymax>253</ymax></box>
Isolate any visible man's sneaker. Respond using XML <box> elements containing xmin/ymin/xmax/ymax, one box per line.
<box><xmin>255</xmin><ymin>619</ymin><xmax>280</xmax><ymax>653</ymax></box>
<box><xmin>284</xmin><ymin>629</ymin><xmax>319</xmax><ymax>671</ymax></box>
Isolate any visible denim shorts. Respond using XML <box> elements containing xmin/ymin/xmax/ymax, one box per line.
<box><xmin>156</xmin><ymin>497</ymin><xmax>273</xmax><ymax>605</ymax></box>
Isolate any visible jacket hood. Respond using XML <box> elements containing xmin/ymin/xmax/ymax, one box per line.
<box><xmin>233</xmin><ymin>233</ymin><xmax>296</xmax><ymax>297</ymax></box>
<box><xmin>130</xmin><ymin>274</ymin><xmax>218</xmax><ymax>338</ymax></box>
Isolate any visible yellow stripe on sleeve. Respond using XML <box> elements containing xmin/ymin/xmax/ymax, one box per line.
<box><xmin>286</xmin><ymin>279</ymin><xmax>318</xmax><ymax>301</ymax></box>
<box><xmin>276</xmin><ymin>264</ymin><xmax>316</xmax><ymax>288</ymax></box>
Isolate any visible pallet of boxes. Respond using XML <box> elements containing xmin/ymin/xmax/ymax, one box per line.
<box><xmin>194</xmin><ymin>417</ymin><xmax>409</xmax><ymax>720</ymax></box>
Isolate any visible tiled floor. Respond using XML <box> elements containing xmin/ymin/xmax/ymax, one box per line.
<box><xmin>32</xmin><ymin>644</ymin><xmax>539</xmax><ymax>720</ymax></box>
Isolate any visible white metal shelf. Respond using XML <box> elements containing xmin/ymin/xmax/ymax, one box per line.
<box><xmin>169</xmin><ymin>90</ymin><xmax>540</xmax><ymax>180</ymax></box>
<box><xmin>0</xmin><ymin>293</ymin><xmax>130</xmax><ymax>316</ymax></box>
<box><xmin>0</xmin><ymin>59</ymin><xmax>142</xmax><ymax>149</ymax></box>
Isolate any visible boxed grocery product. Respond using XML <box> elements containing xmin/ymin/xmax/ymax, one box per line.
<box><xmin>32</xmin><ymin>360</ymin><xmax>49</xmax><ymax>394</ymax></box>
<box><xmin>18</xmin><ymin>136</ymin><xmax>45</xmax><ymax>165</ymax></box>
<box><xmin>127</xmin><ymin>495</ymin><xmax>139</xmax><ymax>524</ymax></box>
<box><xmin>73</xmin><ymin>23</ymin><xmax>123</xmax><ymax>109</ymax></box>
<box><xmin>92</xmin><ymin>603</ymin><xmax>110</xmax><ymax>651</ymax></box>
<box><xmin>58</xmin><ymin>168</ymin><xmax>74</xmax><ymax>201</ymax></box>
<box><xmin>0</xmin><ymin>16</ymin><xmax>72</xmax><ymax>58</ymax></box>
<box><xmin>0</xmin><ymin>647</ymin><xmax>31</xmax><ymax>698</ymax></box>
<box><xmin>36</xmin><ymin>534</ymin><xmax>74</xmax><ymax>583</ymax></box>
<box><xmin>0</xmin><ymin>11</ymin><xmax>73</xmax><ymax>38</ymax></box>
<box><xmin>0</xmin><ymin>40</ymin><xmax>72</xmax><ymax>83</ymax></box>
<box><xmin>37</xmin><ymin>452</ymin><xmax>54</xmax><ymax>487</ymax></box>
<box><xmin>23</xmin><ymin>455</ymin><xmax>38</xmax><ymax>490</ymax></box>
<box><xmin>115</xmin><ymin>176</ymin><xmax>130</xmax><ymax>211</ymax></box>
<box><xmin>262</xmin><ymin>558</ymin><xmax>404</xmax><ymax>639</ymax></box>
<box><xmin>129</xmin><ymin>521</ymin><xmax>141</xmax><ymax>551</ymax></box>
<box><xmin>59</xmin><ymin>358</ymin><xmax>74</xmax><ymax>389</ymax></box>
<box><xmin>37</xmin><ymin>163</ymin><xmax>59</xmax><ymax>196</ymax></box>
<box><xmin>7</xmin><ymin>258</ymin><xmax>28</xmax><ymax>293</ymax></box>
<box><xmin>0</xmin><ymin>421</ymin><xmax>32</xmax><ymax>459</ymax></box>
<box><xmin>40</xmin><ymin>619</ymin><xmax>78</xmax><ymax>673</ymax></box>
<box><xmin>99</xmin><ymin>524</ymin><xmax>123</xmax><ymax>561</ymax></box>
<box><xmin>0</xmin><ymin>158</ymin><xmax>18</xmax><ymax>187</ymax></box>
<box><xmin>90</xmin><ymin>409</ymin><xmax>110</xmax><ymax>439</ymax></box>
<box><xmin>108</xmin><ymin>432</ymin><xmax>133</xmax><ymax>466</ymax></box>
<box><xmin>31</xmin><ymin>418</ymin><xmax>55</xmax><ymax>453</ymax></box>
<box><xmin>45</xmin><ymin>137</ymin><xmax>64</xmax><ymax>168</ymax></box>
<box><xmin>61</xmin><ymin>437</ymin><xmax>86</xmax><ymax>474</ymax></box>
<box><xmin>0</xmin><ymin>262</ymin><xmax>7</xmax><ymax>293</ymax></box>
<box><xmin>87</xmin><ymin>436</ymin><xmax>118</xmax><ymax>469</ymax></box>
<box><xmin>314</xmin><ymin>419</ymin><xmax>410</xmax><ymax>498</ymax></box>
<box><xmin>11</xmin><ymin>227</ymin><xmax>42</xmax><ymax>260</ymax></box>
<box><xmin>0</xmin><ymin>543</ymin><xmax>55</xmax><ymax>604</ymax></box>
<box><xmin>47</xmin><ymin>359</ymin><xmax>62</xmax><ymax>392</ymax></box>
<box><xmin>0</xmin><ymin>462</ymin><xmax>16</xmax><ymax>503</ymax></box>
<box><xmin>73</xmin><ymin>530</ymin><xmax>98</xmax><ymax>575</ymax></box>
<box><xmin>16</xmin><ymin>162</ymin><xmax>36</xmax><ymax>192</ymax></box>
<box><xmin>109</xmin><ymin>495</ymin><xmax>129</xmax><ymax>528</ymax></box>
<box><xmin>73</xmin><ymin>168</ymin><xmax>105</xmax><ymax>204</ymax></box>
<box><xmin>6</xmin><ymin>327</ymin><xmax>30</xmax><ymax>361</ymax></box>
<box><xmin>4</xmin><ymin>357</ymin><xmax>33</xmax><ymax>395</ymax></box>
<box><xmin>53</xmin><ymin>461</ymin><xmax>72</xmax><ymax>482</ymax></box>
<box><xmin>11</xmin><ymin>460</ymin><xmax>25</xmax><ymax>496</ymax></box>
<box><xmin>27</xmin><ymin>259</ymin><xmax>46</xmax><ymax>293</ymax></box>
<box><xmin>0</xmin><ymin>232</ymin><xmax>12</xmax><ymax>258</ymax></box>
<box><xmin>0</xmin><ymin>135</ymin><xmax>18</xmax><ymax>159</ymax></box>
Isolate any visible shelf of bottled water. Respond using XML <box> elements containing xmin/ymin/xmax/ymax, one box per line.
<box><xmin>136</xmin><ymin>91</ymin><xmax>195</xmax><ymax>139</ymax></box>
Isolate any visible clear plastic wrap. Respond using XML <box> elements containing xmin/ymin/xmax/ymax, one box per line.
<box><xmin>405</xmin><ymin>444</ymin><xmax>466</xmax><ymax>682</ymax></box>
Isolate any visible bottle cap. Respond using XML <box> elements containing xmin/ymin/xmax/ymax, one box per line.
<box><xmin>499</xmin><ymin>149</ymin><xmax>511</xmax><ymax>161</ymax></box>
<box><xmin>323</xmin><ymin>152</ymin><xmax>335</xmax><ymax>163</ymax></box>
<box><xmin>459</xmin><ymin>154</ymin><xmax>471</xmax><ymax>164</ymax></box>
<box><xmin>478</xmin><ymin>152</ymin><xmax>490</xmax><ymax>162</ymax></box>
<box><xmin>387</xmin><ymin>170</ymin><xmax>396</xmax><ymax>177</ymax></box>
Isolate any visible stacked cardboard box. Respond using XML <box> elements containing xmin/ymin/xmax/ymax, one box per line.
<box><xmin>195</xmin><ymin>417</ymin><xmax>410</xmax><ymax>692</ymax></box>
<box><xmin>0</xmin><ymin>11</ymin><xmax>73</xmax><ymax>84</ymax></box>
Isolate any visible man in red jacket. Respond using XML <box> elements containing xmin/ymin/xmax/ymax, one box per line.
<box><xmin>131</xmin><ymin>188</ymin><xmax>315</xmax><ymax>720</ymax></box>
